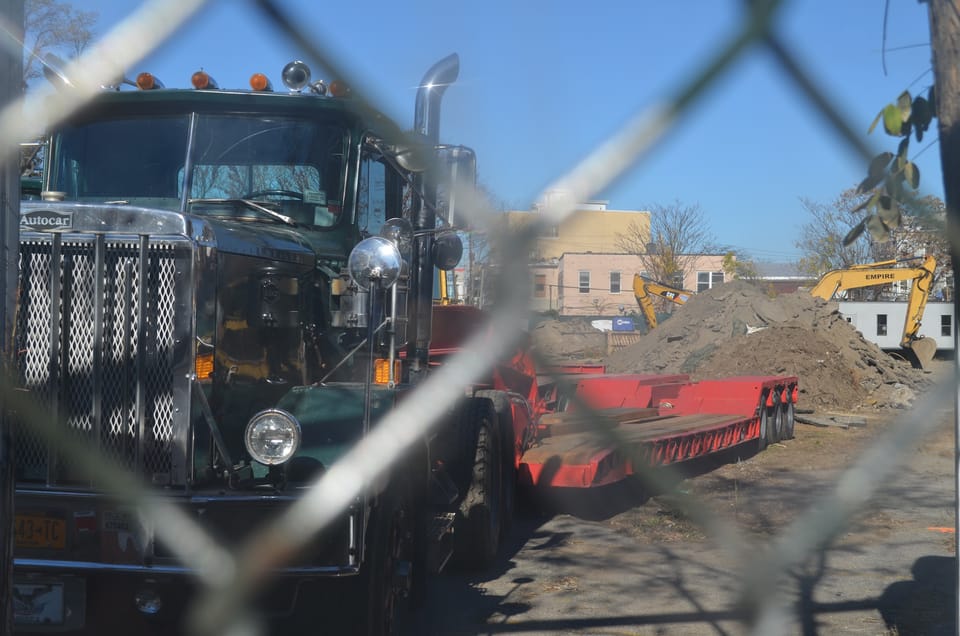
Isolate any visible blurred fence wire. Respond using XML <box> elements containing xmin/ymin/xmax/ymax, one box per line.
<box><xmin>2</xmin><ymin>0</ymin><xmax>956</xmax><ymax>634</ymax></box>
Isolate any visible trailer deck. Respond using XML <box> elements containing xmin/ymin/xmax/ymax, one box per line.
<box><xmin>519</xmin><ymin>373</ymin><xmax>798</xmax><ymax>488</ymax></box>
<box><xmin>520</xmin><ymin>411</ymin><xmax>759</xmax><ymax>487</ymax></box>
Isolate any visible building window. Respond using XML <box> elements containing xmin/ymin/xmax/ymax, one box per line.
<box><xmin>610</xmin><ymin>271</ymin><xmax>621</xmax><ymax>294</ymax></box>
<box><xmin>697</xmin><ymin>271</ymin><xmax>724</xmax><ymax>293</ymax></box>
<box><xmin>579</xmin><ymin>271</ymin><xmax>590</xmax><ymax>294</ymax></box>
<box><xmin>877</xmin><ymin>314</ymin><xmax>887</xmax><ymax>336</ymax></box>
<box><xmin>942</xmin><ymin>314</ymin><xmax>952</xmax><ymax>337</ymax></box>
<box><xmin>537</xmin><ymin>224</ymin><xmax>559</xmax><ymax>238</ymax></box>
<box><xmin>534</xmin><ymin>274</ymin><xmax>546</xmax><ymax>298</ymax></box>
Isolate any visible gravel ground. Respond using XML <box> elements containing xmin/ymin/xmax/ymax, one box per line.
<box><xmin>412</xmin><ymin>360</ymin><xmax>956</xmax><ymax>635</ymax></box>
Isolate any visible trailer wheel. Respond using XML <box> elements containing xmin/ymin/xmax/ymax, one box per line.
<box><xmin>452</xmin><ymin>399</ymin><xmax>502</xmax><ymax>570</ymax></box>
<box><xmin>757</xmin><ymin>395</ymin><xmax>769</xmax><ymax>451</ymax></box>
<box><xmin>766</xmin><ymin>399</ymin><xmax>783</xmax><ymax>446</ymax></box>
<box><xmin>781</xmin><ymin>401</ymin><xmax>796</xmax><ymax>440</ymax></box>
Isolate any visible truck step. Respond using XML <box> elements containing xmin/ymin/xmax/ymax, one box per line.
<box><xmin>430</xmin><ymin>512</ymin><xmax>456</xmax><ymax>542</ymax></box>
<box><xmin>428</xmin><ymin>512</ymin><xmax>457</xmax><ymax>573</ymax></box>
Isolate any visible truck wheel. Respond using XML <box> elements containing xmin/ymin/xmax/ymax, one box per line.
<box><xmin>781</xmin><ymin>401</ymin><xmax>796</xmax><ymax>440</ymax></box>
<box><xmin>359</xmin><ymin>492</ymin><xmax>413</xmax><ymax>636</ymax></box>
<box><xmin>453</xmin><ymin>399</ymin><xmax>502</xmax><ymax>570</ymax></box>
<box><xmin>474</xmin><ymin>390</ymin><xmax>516</xmax><ymax>542</ymax></box>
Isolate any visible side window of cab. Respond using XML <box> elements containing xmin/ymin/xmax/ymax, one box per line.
<box><xmin>358</xmin><ymin>149</ymin><xmax>406</xmax><ymax>236</ymax></box>
<box><xmin>358</xmin><ymin>154</ymin><xmax>387</xmax><ymax>236</ymax></box>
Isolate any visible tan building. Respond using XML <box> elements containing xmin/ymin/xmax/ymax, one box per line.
<box><xmin>506</xmin><ymin>201</ymin><xmax>727</xmax><ymax>316</ymax></box>
<box><xmin>503</xmin><ymin>201</ymin><xmax>650</xmax><ymax>262</ymax></box>
<box><xmin>538</xmin><ymin>252</ymin><xmax>728</xmax><ymax>317</ymax></box>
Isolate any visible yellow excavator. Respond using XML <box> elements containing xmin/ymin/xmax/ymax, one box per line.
<box><xmin>809</xmin><ymin>255</ymin><xmax>938</xmax><ymax>368</ymax></box>
<box><xmin>633</xmin><ymin>274</ymin><xmax>693</xmax><ymax>331</ymax></box>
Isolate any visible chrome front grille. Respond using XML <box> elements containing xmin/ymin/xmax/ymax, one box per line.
<box><xmin>15</xmin><ymin>233</ymin><xmax>192</xmax><ymax>487</ymax></box>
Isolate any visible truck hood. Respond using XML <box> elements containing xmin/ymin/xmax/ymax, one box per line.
<box><xmin>19</xmin><ymin>201</ymin><xmax>354</xmax><ymax>266</ymax></box>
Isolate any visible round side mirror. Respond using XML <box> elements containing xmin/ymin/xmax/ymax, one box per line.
<box><xmin>432</xmin><ymin>232</ymin><xmax>463</xmax><ymax>271</ymax></box>
<box><xmin>348</xmin><ymin>237</ymin><xmax>403</xmax><ymax>291</ymax></box>
<box><xmin>379</xmin><ymin>218</ymin><xmax>414</xmax><ymax>259</ymax></box>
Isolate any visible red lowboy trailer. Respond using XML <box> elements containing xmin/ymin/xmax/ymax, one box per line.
<box><xmin>434</xmin><ymin>305</ymin><xmax>799</xmax><ymax>493</ymax></box>
<box><xmin>519</xmin><ymin>373</ymin><xmax>798</xmax><ymax>488</ymax></box>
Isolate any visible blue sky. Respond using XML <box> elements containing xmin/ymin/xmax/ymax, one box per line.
<box><xmin>63</xmin><ymin>0</ymin><xmax>940</xmax><ymax>262</ymax></box>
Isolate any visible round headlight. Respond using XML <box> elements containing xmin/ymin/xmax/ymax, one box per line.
<box><xmin>244</xmin><ymin>409</ymin><xmax>301</xmax><ymax>466</ymax></box>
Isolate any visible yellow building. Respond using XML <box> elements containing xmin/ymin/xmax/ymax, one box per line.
<box><xmin>503</xmin><ymin>201</ymin><xmax>650</xmax><ymax>261</ymax></box>
<box><xmin>503</xmin><ymin>201</ymin><xmax>727</xmax><ymax>316</ymax></box>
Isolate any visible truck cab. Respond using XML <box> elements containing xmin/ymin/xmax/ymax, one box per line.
<box><xmin>13</xmin><ymin>57</ymin><xmax>476</xmax><ymax>633</ymax></box>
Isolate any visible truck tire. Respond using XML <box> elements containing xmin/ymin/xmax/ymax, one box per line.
<box><xmin>474</xmin><ymin>390</ymin><xmax>517</xmax><ymax>542</ymax></box>
<box><xmin>358</xmin><ymin>490</ymin><xmax>414</xmax><ymax>636</ymax></box>
<box><xmin>452</xmin><ymin>398</ymin><xmax>502</xmax><ymax>570</ymax></box>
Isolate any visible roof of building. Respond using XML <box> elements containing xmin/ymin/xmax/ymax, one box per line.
<box><xmin>754</xmin><ymin>262</ymin><xmax>813</xmax><ymax>280</ymax></box>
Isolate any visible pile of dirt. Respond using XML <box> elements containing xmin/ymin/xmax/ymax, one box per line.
<box><xmin>599</xmin><ymin>280</ymin><xmax>931</xmax><ymax>411</ymax></box>
<box><xmin>529</xmin><ymin>317</ymin><xmax>608</xmax><ymax>363</ymax></box>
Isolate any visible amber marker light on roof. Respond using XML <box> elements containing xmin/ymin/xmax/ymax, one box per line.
<box><xmin>135</xmin><ymin>72</ymin><xmax>163</xmax><ymax>90</ymax></box>
<box><xmin>191</xmin><ymin>70</ymin><xmax>218</xmax><ymax>90</ymax></box>
<box><xmin>329</xmin><ymin>80</ymin><xmax>351</xmax><ymax>97</ymax></box>
<box><xmin>250</xmin><ymin>73</ymin><xmax>273</xmax><ymax>92</ymax></box>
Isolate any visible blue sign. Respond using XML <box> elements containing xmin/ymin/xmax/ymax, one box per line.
<box><xmin>612</xmin><ymin>317</ymin><xmax>635</xmax><ymax>332</ymax></box>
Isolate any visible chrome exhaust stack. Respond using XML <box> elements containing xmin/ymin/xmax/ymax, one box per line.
<box><xmin>411</xmin><ymin>54</ymin><xmax>460</xmax><ymax>371</ymax></box>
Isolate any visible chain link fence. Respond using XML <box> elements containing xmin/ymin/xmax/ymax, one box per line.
<box><xmin>1</xmin><ymin>0</ymin><xmax>955</xmax><ymax>634</ymax></box>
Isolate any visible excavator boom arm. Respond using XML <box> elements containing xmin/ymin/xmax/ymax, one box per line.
<box><xmin>633</xmin><ymin>275</ymin><xmax>659</xmax><ymax>330</ymax></box>
<box><xmin>810</xmin><ymin>255</ymin><xmax>937</xmax><ymax>367</ymax></box>
<box><xmin>633</xmin><ymin>274</ymin><xmax>693</xmax><ymax>331</ymax></box>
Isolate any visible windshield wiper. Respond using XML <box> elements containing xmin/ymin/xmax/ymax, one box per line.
<box><xmin>188</xmin><ymin>198</ymin><xmax>298</xmax><ymax>227</ymax></box>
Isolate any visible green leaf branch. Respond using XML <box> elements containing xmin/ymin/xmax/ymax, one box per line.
<box><xmin>845</xmin><ymin>88</ymin><xmax>935</xmax><ymax>245</ymax></box>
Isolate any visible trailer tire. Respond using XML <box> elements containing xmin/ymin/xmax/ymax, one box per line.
<box><xmin>757</xmin><ymin>395</ymin><xmax>769</xmax><ymax>452</ymax></box>
<box><xmin>781</xmin><ymin>401</ymin><xmax>796</xmax><ymax>440</ymax></box>
<box><xmin>767</xmin><ymin>397</ymin><xmax>783</xmax><ymax>446</ymax></box>
<box><xmin>452</xmin><ymin>399</ymin><xmax>502</xmax><ymax>570</ymax></box>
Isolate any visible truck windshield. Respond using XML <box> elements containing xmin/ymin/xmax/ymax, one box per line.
<box><xmin>48</xmin><ymin>113</ymin><xmax>348</xmax><ymax>228</ymax></box>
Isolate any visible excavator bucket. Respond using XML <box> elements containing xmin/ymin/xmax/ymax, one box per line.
<box><xmin>907</xmin><ymin>337</ymin><xmax>938</xmax><ymax>369</ymax></box>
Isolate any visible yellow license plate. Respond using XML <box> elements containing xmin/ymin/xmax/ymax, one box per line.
<box><xmin>15</xmin><ymin>514</ymin><xmax>66</xmax><ymax>549</ymax></box>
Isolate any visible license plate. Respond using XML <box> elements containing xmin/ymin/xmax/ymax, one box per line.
<box><xmin>15</xmin><ymin>514</ymin><xmax>66</xmax><ymax>549</ymax></box>
<box><xmin>13</xmin><ymin>581</ymin><xmax>65</xmax><ymax>625</ymax></box>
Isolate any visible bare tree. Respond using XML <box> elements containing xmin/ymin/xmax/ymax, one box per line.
<box><xmin>796</xmin><ymin>188</ymin><xmax>953</xmax><ymax>291</ymax></box>
<box><xmin>19</xmin><ymin>1</ymin><xmax>97</xmax><ymax>176</ymax></box>
<box><xmin>795</xmin><ymin>189</ymin><xmax>881</xmax><ymax>277</ymax></box>
<box><xmin>463</xmin><ymin>182</ymin><xmax>505</xmax><ymax>307</ymax></box>
<box><xmin>23</xmin><ymin>0</ymin><xmax>97</xmax><ymax>83</ymax></box>
<box><xmin>925</xmin><ymin>7</ymin><xmax>960</xmax><ymax>629</ymax></box>
<box><xmin>616</xmin><ymin>200</ymin><xmax>716</xmax><ymax>286</ymax></box>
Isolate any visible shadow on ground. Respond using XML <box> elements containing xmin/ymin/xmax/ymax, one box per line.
<box><xmin>878</xmin><ymin>555</ymin><xmax>956</xmax><ymax>636</ymax></box>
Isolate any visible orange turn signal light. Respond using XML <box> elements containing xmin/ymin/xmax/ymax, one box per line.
<box><xmin>374</xmin><ymin>359</ymin><xmax>401</xmax><ymax>385</ymax></box>
<box><xmin>195</xmin><ymin>353</ymin><xmax>214</xmax><ymax>380</ymax></box>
